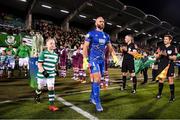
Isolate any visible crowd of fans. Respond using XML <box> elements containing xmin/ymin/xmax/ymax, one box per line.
<box><xmin>1</xmin><ymin>11</ymin><xmax>159</xmax><ymax>55</ymax></box>
<box><xmin>34</xmin><ymin>20</ymin><xmax>85</xmax><ymax>49</ymax></box>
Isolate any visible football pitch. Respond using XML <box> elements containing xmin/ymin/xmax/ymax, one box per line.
<box><xmin>0</xmin><ymin>68</ymin><xmax>180</xmax><ymax>119</ymax></box>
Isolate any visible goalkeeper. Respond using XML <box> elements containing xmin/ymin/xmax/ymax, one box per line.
<box><xmin>83</xmin><ymin>16</ymin><xmax>118</xmax><ymax>112</ymax></box>
<box><xmin>34</xmin><ymin>38</ymin><xmax>59</xmax><ymax>111</ymax></box>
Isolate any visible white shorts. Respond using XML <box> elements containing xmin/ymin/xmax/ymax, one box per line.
<box><xmin>0</xmin><ymin>64</ymin><xmax>5</xmax><ymax>70</ymax></box>
<box><xmin>19</xmin><ymin>57</ymin><xmax>29</xmax><ymax>68</ymax></box>
<box><xmin>37</xmin><ymin>78</ymin><xmax>55</xmax><ymax>89</ymax></box>
<box><xmin>8</xmin><ymin>62</ymin><xmax>15</xmax><ymax>69</ymax></box>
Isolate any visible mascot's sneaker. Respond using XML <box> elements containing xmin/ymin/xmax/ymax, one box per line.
<box><xmin>48</xmin><ymin>105</ymin><xmax>59</xmax><ymax>111</ymax></box>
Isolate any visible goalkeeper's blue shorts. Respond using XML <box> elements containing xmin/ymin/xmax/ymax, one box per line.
<box><xmin>89</xmin><ymin>60</ymin><xmax>105</xmax><ymax>81</ymax></box>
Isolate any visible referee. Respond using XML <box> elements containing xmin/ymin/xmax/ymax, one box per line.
<box><xmin>155</xmin><ymin>34</ymin><xmax>177</xmax><ymax>102</ymax></box>
<box><xmin>120</xmin><ymin>34</ymin><xmax>138</xmax><ymax>94</ymax></box>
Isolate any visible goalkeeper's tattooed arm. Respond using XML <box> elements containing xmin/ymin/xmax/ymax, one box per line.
<box><xmin>83</xmin><ymin>41</ymin><xmax>90</xmax><ymax>59</ymax></box>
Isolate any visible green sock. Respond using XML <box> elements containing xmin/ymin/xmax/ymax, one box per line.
<box><xmin>48</xmin><ymin>90</ymin><xmax>55</xmax><ymax>105</ymax></box>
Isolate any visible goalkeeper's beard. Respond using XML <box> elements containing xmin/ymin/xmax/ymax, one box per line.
<box><xmin>97</xmin><ymin>24</ymin><xmax>104</xmax><ymax>30</ymax></box>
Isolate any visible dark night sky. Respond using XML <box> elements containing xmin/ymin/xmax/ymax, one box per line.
<box><xmin>120</xmin><ymin>0</ymin><xmax>180</xmax><ymax>28</ymax></box>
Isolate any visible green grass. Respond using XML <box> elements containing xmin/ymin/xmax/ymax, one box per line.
<box><xmin>0</xmin><ymin>68</ymin><xmax>180</xmax><ymax>119</ymax></box>
<box><xmin>0</xmin><ymin>100</ymin><xmax>86</xmax><ymax>119</ymax></box>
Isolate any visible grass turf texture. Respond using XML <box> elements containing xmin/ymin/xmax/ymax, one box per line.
<box><xmin>0</xmin><ymin>68</ymin><xmax>180</xmax><ymax>119</ymax></box>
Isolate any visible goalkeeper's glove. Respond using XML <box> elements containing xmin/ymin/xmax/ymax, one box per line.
<box><xmin>42</xmin><ymin>70</ymin><xmax>49</xmax><ymax>78</ymax></box>
<box><xmin>133</xmin><ymin>53</ymin><xmax>143</xmax><ymax>59</ymax></box>
<box><xmin>83</xmin><ymin>57</ymin><xmax>89</xmax><ymax>70</ymax></box>
<box><xmin>112</xmin><ymin>55</ymin><xmax>118</xmax><ymax>66</ymax></box>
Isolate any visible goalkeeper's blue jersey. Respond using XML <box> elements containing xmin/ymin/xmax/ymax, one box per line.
<box><xmin>85</xmin><ymin>29</ymin><xmax>110</xmax><ymax>61</ymax></box>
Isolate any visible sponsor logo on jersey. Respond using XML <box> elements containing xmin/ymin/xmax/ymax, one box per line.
<box><xmin>99</xmin><ymin>39</ymin><xmax>105</xmax><ymax>45</ymax></box>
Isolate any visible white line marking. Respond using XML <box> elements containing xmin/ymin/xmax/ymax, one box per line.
<box><xmin>56</xmin><ymin>96</ymin><xmax>99</xmax><ymax>120</ymax></box>
<box><xmin>60</xmin><ymin>86</ymin><xmax>120</xmax><ymax>96</ymax></box>
<box><xmin>0</xmin><ymin>98</ymin><xmax>33</xmax><ymax>104</ymax></box>
<box><xmin>0</xmin><ymin>86</ymin><xmax>120</xmax><ymax>104</ymax></box>
<box><xmin>0</xmin><ymin>100</ymin><xmax>12</xmax><ymax>104</ymax></box>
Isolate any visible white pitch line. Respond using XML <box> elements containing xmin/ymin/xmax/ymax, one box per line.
<box><xmin>61</xmin><ymin>86</ymin><xmax>120</xmax><ymax>96</ymax></box>
<box><xmin>0</xmin><ymin>100</ymin><xmax>13</xmax><ymax>104</ymax></box>
<box><xmin>56</xmin><ymin>96</ymin><xmax>99</xmax><ymax>120</ymax></box>
<box><xmin>0</xmin><ymin>86</ymin><xmax>120</xmax><ymax>105</ymax></box>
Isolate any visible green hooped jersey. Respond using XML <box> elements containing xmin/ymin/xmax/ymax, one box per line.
<box><xmin>37</xmin><ymin>50</ymin><xmax>58</xmax><ymax>79</ymax></box>
<box><xmin>0</xmin><ymin>55</ymin><xmax>6</xmax><ymax>63</ymax></box>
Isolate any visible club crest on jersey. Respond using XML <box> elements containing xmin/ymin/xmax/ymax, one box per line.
<box><xmin>5</xmin><ymin>35</ymin><xmax>16</xmax><ymax>45</ymax></box>
<box><xmin>167</xmin><ymin>50</ymin><xmax>172</xmax><ymax>55</ymax></box>
<box><xmin>99</xmin><ymin>39</ymin><xmax>105</xmax><ymax>45</ymax></box>
<box><xmin>128</xmin><ymin>48</ymin><xmax>132</xmax><ymax>51</ymax></box>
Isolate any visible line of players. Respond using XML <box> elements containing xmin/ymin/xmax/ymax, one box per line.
<box><xmin>56</xmin><ymin>43</ymin><xmax>110</xmax><ymax>87</ymax></box>
<box><xmin>0</xmin><ymin>49</ymin><xmax>15</xmax><ymax>79</ymax></box>
<box><xmin>0</xmin><ymin>42</ymin><xmax>110</xmax><ymax>89</ymax></box>
<box><xmin>0</xmin><ymin>43</ymin><xmax>109</xmax><ymax>89</ymax></box>
<box><xmin>0</xmin><ymin>42</ymin><xmax>30</xmax><ymax>79</ymax></box>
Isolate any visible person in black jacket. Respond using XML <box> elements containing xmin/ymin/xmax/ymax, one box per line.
<box><xmin>120</xmin><ymin>34</ymin><xmax>138</xmax><ymax>94</ymax></box>
<box><xmin>155</xmin><ymin>34</ymin><xmax>177</xmax><ymax>102</ymax></box>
